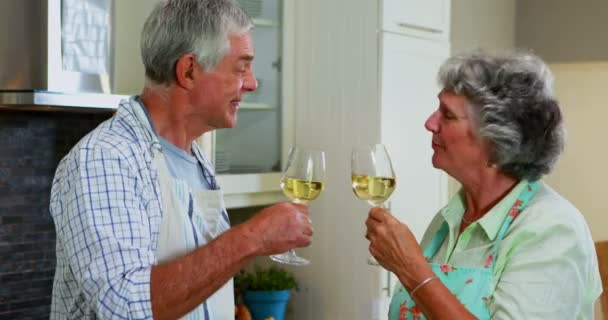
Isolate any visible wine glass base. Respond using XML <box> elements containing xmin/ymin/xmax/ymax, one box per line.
<box><xmin>367</xmin><ymin>256</ymin><xmax>380</xmax><ymax>266</ymax></box>
<box><xmin>270</xmin><ymin>251</ymin><xmax>310</xmax><ymax>266</ymax></box>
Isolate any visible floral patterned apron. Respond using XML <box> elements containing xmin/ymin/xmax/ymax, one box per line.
<box><xmin>389</xmin><ymin>181</ymin><xmax>538</xmax><ymax>320</ymax></box>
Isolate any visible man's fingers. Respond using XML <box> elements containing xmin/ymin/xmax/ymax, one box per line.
<box><xmin>303</xmin><ymin>225</ymin><xmax>314</xmax><ymax>236</ymax></box>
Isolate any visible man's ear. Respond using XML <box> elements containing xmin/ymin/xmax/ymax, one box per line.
<box><xmin>175</xmin><ymin>54</ymin><xmax>197</xmax><ymax>89</ymax></box>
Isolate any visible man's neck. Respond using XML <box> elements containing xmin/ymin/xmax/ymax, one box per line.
<box><xmin>140</xmin><ymin>86</ymin><xmax>209</xmax><ymax>153</ymax></box>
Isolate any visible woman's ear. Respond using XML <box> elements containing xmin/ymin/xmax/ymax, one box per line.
<box><xmin>174</xmin><ymin>54</ymin><xmax>197</xmax><ymax>89</ymax></box>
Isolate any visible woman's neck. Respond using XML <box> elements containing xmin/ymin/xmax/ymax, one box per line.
<box><xmin>460</xmin><ymin>171</ymin><xmax>519</xmax><ymax>221</ymax></box>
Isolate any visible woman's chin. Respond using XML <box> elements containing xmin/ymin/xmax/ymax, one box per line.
<box><xmin>431</xmin><ymin>156</ymin><xmax>443</xmax><ymax>169</ymax></box>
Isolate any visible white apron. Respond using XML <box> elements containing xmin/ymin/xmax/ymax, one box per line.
<box><xmin>153</xmin><ymin>153</ymin><xmax>234</xmax><ymax>320</ymax></box>
<box><xmin>130</xmin><ymin>98</ymin><xmax>233</xmax><ymax>319</ymax></box>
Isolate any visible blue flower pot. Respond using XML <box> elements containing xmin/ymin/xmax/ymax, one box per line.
<box><xmin>243</xmin><ymin>290</ymin><xmax>291</xmax><ymax>320</ymax></box>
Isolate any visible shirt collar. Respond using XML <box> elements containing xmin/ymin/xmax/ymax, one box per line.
<box><xmin>134</xmin><ymin>95</ymin><xmax>158</xmax><ymax>134</ymax></box>
<box><xmin>441</xmin><ymin>179</ymin><xmax>528</xmax><ymax>241</ymax></box>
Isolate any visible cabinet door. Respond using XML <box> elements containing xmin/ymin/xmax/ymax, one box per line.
<box><xmin>215</xmin><ymin>0</ymin><xmax>284</xmax><ymax>175</ymax></box>
<box><xmin>203</xmin><ymin>0</ymin><xmax>296</xmax><ymax>208</ymax></box>
<box><xmin>382</xmin><ymin>0</ymin><xmax>450</xmax><ymax>39</ymax></box>
<box><xmin>378</xmin><ymin>32</ymin><xmax>449</xmax><ymax>316</ymax></box>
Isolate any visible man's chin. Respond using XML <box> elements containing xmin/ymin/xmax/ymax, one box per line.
<box><xmin>224</xmin><ymin>115</ymin><xmax>238</xmax><ymax>128</ymax></box>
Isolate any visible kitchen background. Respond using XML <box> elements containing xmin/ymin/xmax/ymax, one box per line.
<box><xmin>0</xmin><ymin>0</ymin><xmax>606</xmax><ymax>319</ymax></box>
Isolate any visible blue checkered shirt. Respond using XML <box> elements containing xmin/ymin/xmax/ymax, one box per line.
<box><xmin>49</xmin><ymin>98</ymin><xmax>219</xmax><ymax>319</ymax></box>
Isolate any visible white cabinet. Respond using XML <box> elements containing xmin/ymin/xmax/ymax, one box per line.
<box><xmin>377</xmin><ymin>32</ymin><xmax>450</xmax><ymax>317</ymax></box>
<box><xmin>382</xmin><ymin>0</ymin><xmax>450</xmax><ymax>40</ymax></box>
<box><xmin>380</xmin><ymin>33</ymin><xmax>449</xmax><ymax>240</ymax></box>
<box><xmin>285</xmin><ymin>1</ymin><xmax>449</xmax><ymax>319</ymax></box>
<box><xmin>199</xmin><ymin>0</ymin><xmax>295</xmax><ymax>209</ymax></box>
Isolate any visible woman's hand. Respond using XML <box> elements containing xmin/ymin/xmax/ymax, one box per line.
<box><xmin>365</xmin><ymin>207</ymin><xmax>431</xmax><ymax>290</ymax></box>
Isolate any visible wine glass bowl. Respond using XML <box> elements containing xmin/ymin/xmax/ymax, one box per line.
<box><xmin>280</xmin><ymin>176</ymin><xmax>324</xmax><ymax>205</ymax></box>
<box><xmin>270</xmin><ymin>147</ymin><xmax>326</xmax><ymax>266</ymax></box>
<box><xmin>351</xmin><ymin>144</ymin><xmax>396</xmax><ymax>265</ymax></box>
<box><xmin>351</xmin><ymin>174</ymin><xmax>396</xmax><ymax>207</ymax></box>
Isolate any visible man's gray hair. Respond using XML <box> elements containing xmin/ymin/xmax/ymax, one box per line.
<box><xmin>141</xmin><ymin>0</ymin><xmax>253</xmax><ymax>85</ymax></box>
<box><xmin>438</xmin><ymin>50</ymin><xmax>565</xmax><ymax>181</ymax></box>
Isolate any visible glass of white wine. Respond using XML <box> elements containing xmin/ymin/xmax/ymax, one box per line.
<box><xmin>270</xmin><ymin>147</ymin><xmax>326</xmax><ymax>266</ymax></box>
<box><xmin>351</xmin><ymin>144</ymin><xmax>396</xmax><ymax>265</ymax></box>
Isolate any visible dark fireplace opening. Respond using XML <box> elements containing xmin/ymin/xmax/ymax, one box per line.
<box><xmin>0</xmin><ymin>110</ymin><xmax>113</xmax><ymax>319</ymax></box>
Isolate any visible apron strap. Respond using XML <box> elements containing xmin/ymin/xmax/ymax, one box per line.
<box><xmin>423</xmin><ymin>180</ymin><xmax>538</xmax><ymax>266</ymax></box>
<box><xmin>192</xmin><ymin>145</ymin><xmax>230</xmax><ymax>224</ymax></box>
<box><xmin>488</xmin><ymin>181</ymin><xmax>538</xmax><ymax>267</ymax></box>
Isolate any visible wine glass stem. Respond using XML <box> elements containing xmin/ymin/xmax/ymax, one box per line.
<box><xmin>379</xmin><ymin>201</ymin><xmax>391</xmax><ymax>211</ymax></box>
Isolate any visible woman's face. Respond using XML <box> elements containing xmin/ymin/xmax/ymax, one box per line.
<box><xmin>424</xmin><ymin>90</ymin><xmax>490</xmax><ymax>180</ymax></box>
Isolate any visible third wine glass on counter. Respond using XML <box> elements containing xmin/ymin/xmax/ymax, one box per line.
<box><xmin>351</xmin><ymin>144</ymin><xmax>396</xmax><ymax>265</ymax></box>
<box><xmin>271</xmin><ymin>147</ymin><xmax>326</xmax><ymax>266</ymax></box>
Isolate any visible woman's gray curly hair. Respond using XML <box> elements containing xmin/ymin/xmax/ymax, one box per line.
<box><xmin>438</xmin><ymin>51</ymin><xmax>565</xmax><ymax>181</ymax></box>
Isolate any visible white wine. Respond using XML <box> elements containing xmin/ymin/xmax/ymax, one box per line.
<box><xmin>281</xmin><ymin>177</ymin><xmax>324</xmax><ymax>204</ymax></box>
<box><xmin>351</xmin><ymin>174</ymin><xmax>396</xmax><ymax>206</ymax></box>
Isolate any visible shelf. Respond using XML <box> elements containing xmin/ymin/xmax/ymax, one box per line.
<box><xmin>0</xmin><ymin>90</ymin><xmax>126</xmax><ymax>111</ymax></box>
<box><xmin>252</xmin><ymin>18</ymin><xmax>279</xmax><ymax>28</ymax></box>
<box><xmin>217</xmin><ymin>172</ymin><xmax>285</xmax><ymax>208</ymax></box>
<box><xmin>240</xmin><ymin>102</ymin><xmax>275</xmax><ymax>110</ymax></box>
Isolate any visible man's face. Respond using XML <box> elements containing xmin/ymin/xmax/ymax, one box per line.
<box><xmin>191</xmin><ymin>32</ymin><xmax>257</xmax><ymax>129</ymax></box>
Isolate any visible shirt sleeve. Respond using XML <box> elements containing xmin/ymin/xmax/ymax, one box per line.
<box><xmin>52</xmin><ymin>144</ymin><xmax>155</xmax><ymax>319</ymax></box>
<box><xmin>489</xmin><ymin>206</ymin><xmax>600</xmax><ymax>319</ymax></box>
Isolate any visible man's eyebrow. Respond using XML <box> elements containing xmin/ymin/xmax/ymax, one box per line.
<box><xmin>239</xmin><ymin>54</ymin><xmax>254</xmax><ymax>61</ymax></box>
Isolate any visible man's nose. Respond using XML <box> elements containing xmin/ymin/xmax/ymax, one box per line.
<box><xmin>243</xmin><ymin>71</ymin><xmax>258</xmax><ymax>92</ymax></box>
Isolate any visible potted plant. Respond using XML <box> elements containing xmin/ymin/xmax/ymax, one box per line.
<box><xmin>234</xmin><ymin>265</ymin><xmax>299</xmax><ymax>320</ymax></box>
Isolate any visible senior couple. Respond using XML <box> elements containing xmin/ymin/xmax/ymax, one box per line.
<box><xmin>48</xmin><ymin>0</ymin><xmax>601</xmax><ymax>319</ymax></box>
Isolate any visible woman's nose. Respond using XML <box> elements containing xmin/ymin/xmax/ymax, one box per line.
<box><xmin>424</xmin><ymin>110</ymin><xmax>440</xmax><ymax>133</ymax></box>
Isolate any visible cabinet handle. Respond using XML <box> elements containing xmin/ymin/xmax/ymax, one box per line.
<box><xmin>382</xmin><ymin>269</ymin><xmax>392</xmax><ymax>297</ymax></box>
<box><xmin>396</xmin><ymin>22</ymin><xmax>442</xmax><ymax>34</ymax></box>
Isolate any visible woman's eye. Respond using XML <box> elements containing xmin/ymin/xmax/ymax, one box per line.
<box><xmin>442</xmin><ymin>111</ymin><xmax>457</xmax><ymax>120</ymax></box>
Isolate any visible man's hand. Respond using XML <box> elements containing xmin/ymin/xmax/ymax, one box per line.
<box><xmin>151</xmin><ymin>202</ymin><xmax>312</xmax><ymax>319</ymax></box>
<box><xmin>242</xmin><ymin>202</ymin><xmax>313</xmax><ymax>256</ymax></box>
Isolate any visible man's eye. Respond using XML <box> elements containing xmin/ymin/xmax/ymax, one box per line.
<box><xmin>236</xmin><ymin>65</ymin><xmax>247</xmax><ymax>73</ymax></box>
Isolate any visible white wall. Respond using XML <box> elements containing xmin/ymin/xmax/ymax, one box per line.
<box><xmin>545</xmin><ymin>63</ymin><xmax>608</xmax><ymax>242</ymax></box>
<box><xmin>544</xmin><ymin>63</ymin><xmax>608</xmax><ymax>320</ymax></box>
<box><xmin>516</xmin><ymin>0</ymin><xmax>608</xmax><ymax>63</ymax></box>
<box><xmin>287</xmin><ymin>0</ymin><xmax>382</xmax><ymax>318</ymax></box>
<box><xmin>112</xmin><ymin>0</ymin><xmax>157</xmax><ymax>95</ymax></box>
<box><xmin>450</xmin><ymin>0</ymin><xmax>516</xmax><ymax>55</ymax></box>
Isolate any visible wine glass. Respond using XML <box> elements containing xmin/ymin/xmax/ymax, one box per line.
<box><xmin>270</xmin><ymin>147</ymin><xmax>326</xmax><ymax>266</ymax></box>
<box><xmin>351</xmin><ymin>144</ymin><xmax>396</xmax><ymax>265</ymax></box>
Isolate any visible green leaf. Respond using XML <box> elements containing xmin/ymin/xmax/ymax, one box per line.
<box><xmin>234</xmin><ymin>265</ymin><xmax>299</xmax><ymax>291</ymax></box>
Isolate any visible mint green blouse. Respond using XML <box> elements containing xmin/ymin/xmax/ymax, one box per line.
<box><xmin>416</xmin><ymin>180</ymin><xmax>602</xmax><ymax>319</ymax></box>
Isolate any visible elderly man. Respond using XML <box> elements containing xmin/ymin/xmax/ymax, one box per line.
<box><xmin>49</xmin><ymin>0</ymin><xmax>312</xmax><ymax>319</ymax></box>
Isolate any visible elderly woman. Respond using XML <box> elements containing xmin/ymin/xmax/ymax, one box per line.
<box><xmin>365</xmin><ymin>51</ymin><xmax>602</xmax><ymax>319</ymax></box>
